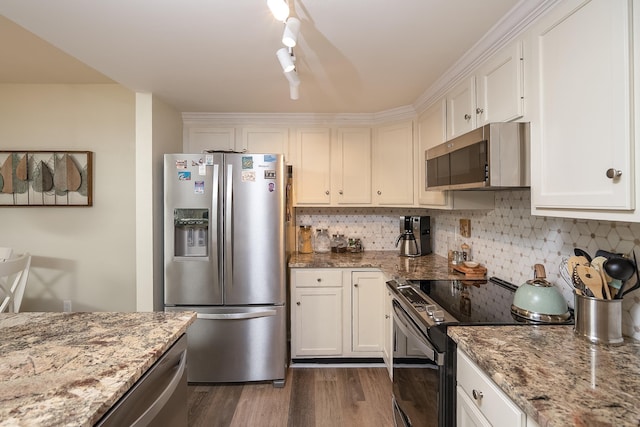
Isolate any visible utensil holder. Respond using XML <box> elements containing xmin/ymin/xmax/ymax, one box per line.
<box><xmin>574</xmin><ymin>293</ymin><xmax>623</xmax><ymax>345</ymax></box>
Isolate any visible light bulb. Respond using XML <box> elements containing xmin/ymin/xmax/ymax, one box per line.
<box><xmin>267</xmin><ymin>0</ymin><xmax>289</xmax><ymax>22</ymax></box>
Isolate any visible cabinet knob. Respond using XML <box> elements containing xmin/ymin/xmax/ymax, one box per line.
<box><xmin>385</xmin><ymin>314</ymin><xmax>390</xmax><ymax>319</ymax></box>
<box><xmin>476</xmin><ymin>108</ymin><xmax>484</xmax><ymax>115</ymax></box>
<box><xmin>339</xmin><ymin>190</ymin><xmax>343</xmax><ymax>195</ymax></box>
<box><xmin>325</xmin><ymin>190</ymin><xmax>330</xmax><ymax>195</ymax></box>
<box><xmin>354</xmin><ymin>283</ymin><xmax>359</xmax><ymax>288</ymax></box>
<box><xmin>317</xmin><ymin>278</ymin><xmax>322</xmax><ymax>282</ymax></box>
<box><xmin>377</xmin><ymin>190</ymin><xmax>382</xmax><ymax>195</ymax></box>
<box><xmin>296</xmin><ymin>301</ymin><xmax>301</xmax><ymax>305</ymax></box>
<box><xmin>464</xmin><ymin>114</ymin><xmax>472</xmax><ymax>121</ymax></box>
<box><xmin>606</xmin><ymin>168</ymin><xmax>622</xmax><ymax>179</ymax></box>
<box><xmin>472</xmin><ymin>389</ymin><xmax>483</xmax><ymax>400</ymax></box>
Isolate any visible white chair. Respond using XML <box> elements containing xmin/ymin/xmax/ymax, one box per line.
<box><xmin>0</xmin><ymin>252</ymin><xmax>31</xmax><ymax>313</ymax></box>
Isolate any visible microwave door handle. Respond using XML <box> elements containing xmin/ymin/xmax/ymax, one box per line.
<box><xmin>392</xmin><ymin>303</ymin><xmax>444</xmax><ymax>366</ymax></box>
<box><xmin>225</xmin><ymin>163</ymin><xmax>233</xmax><ymax>289</ymax></box>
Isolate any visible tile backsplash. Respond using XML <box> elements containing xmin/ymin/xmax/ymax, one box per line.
<box><xmin>296</xmin><ymin>190</ymin><xmax>640</xmax><ymax>341</ymax></box>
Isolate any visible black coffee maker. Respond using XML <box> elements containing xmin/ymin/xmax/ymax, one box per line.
<box><xmin>396</xmin><ymin>216</ymin><xmax>431</xmax><ymax>257</ymax></box>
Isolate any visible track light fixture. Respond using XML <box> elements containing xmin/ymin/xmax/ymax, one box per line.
<box><xmin>282</xmin><ymin>17</ymin><xmax>300</xmax><ymax>47</ymax></box>
<box><xmin>268</xmin><ymin>0</ymin><xmax>301</xmax><ymax>100</ymax></box>
<box><xmin>267</xmin><ymin>0</ymin><xmax>289</xmax><ymax>22</ymax></box>
<box><xmin>276</xmin><ymin>47</ymin><xmax>295</xmax><ymax>73</ymax></box>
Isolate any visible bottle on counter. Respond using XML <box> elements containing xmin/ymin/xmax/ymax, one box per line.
<box><xmin>314</xmin><ymin>229</ymin><xmax>331</xmax><ymax>253</ymax></box>
<box><xmin>298</xmin><ymin>225</ymin><xmax>313</xmax><ymax>254</ymax></box>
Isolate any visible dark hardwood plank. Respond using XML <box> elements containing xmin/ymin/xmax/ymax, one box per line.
<box><xmin>287</xmin><ymin>369</ymin><xmax>315</xmax><ymax>427</ymax></box>
<box><xmin>188</xmin><ymin>367</ymin><xmax>393</xmax><ymax>427</ymax></box>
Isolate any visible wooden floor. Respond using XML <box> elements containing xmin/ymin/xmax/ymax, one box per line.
<box><xmin>187</xmin><ymin>367</ymin><xmax>394</xmax><ymax>427</ymax></box>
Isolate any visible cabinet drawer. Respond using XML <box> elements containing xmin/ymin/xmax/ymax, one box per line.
<box><xmin>293</xmin><ymin>269</ymin><xmax>343</xmax><ymax>287</ymax></box>
<box><xmin>457</xmin><ymin>350</ymin><xmax>525</xmax><ymax>427</ymax></box>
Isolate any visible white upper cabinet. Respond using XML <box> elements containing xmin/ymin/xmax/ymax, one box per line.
<box><xmin>373</xmin><ymin>121</ymin><xmax>414</xmax><ymax>205</ymax></box>
<box><xmin>447</xmin><ymin>77</ymin><xmax>477</xmax><ymax>139</ymax></box>
<box><xmin>293</xmin><ymin>128</ymin><xmax>332</xmax><ymax>205</ymax></box>
<box><xmin>332</xmin><ymin>128</ymin><xmax>372</xmax><ymax>204</ymax></box>
<box><xmin>530</xmin><ymin>0</ymin><xmax>636</xmax><ymax>221</ymax></box>
<box><xmin>445</xmin><ymin>39</ymin><xmax>525</xmax><ymax>141</ymax></box>
<box><xmin>239</xmin><ymin>127</ymin><xmax>289</xmax><ymax>159</ymax></box>
<box><xmin>185</xmin><ymin>127</ymin><xmax>235</xmax><ymax>153</ymax></box>
<box><xmin>476</xmin><ymin>41</ymin><xmax>524</xmax><ymax>125</ymax></box>
<box><xmin>417</xmin><ymin>100</ymin><xmax>448</xmax><ymax>207</ymax></box>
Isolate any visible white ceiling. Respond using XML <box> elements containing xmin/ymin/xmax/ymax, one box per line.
<box><xmin>0</xmin><ymin>0</ymin><xmax>531</xmax><ymax>114</ymax></box>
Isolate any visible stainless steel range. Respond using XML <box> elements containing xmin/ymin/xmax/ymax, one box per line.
<box><xmin>387</xmin><ymin>277</ymin><xmax>572</xmax><ymax>427</ymax></box>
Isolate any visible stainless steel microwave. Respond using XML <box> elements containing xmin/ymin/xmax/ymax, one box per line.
<box><xmin>425</xmin><ymin>122</ymin><xmax>530</xmax><ymax>191</ymax></box>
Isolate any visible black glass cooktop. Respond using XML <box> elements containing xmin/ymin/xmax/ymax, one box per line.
<box><xmin>408</xmin><ymin>278</ymin><xmax>572</xmax><ymax>325</ymax></box>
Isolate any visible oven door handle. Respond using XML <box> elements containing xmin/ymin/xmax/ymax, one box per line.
<box><xmin>393</xmin><ymin>301</ymin><xmax>445</xmax><ymax>366</ymax></box>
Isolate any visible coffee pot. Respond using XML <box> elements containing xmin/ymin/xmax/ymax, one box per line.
<box><xmin>395</xmin><ymin>230</ymin><xmax>419</xmax><ymax>257</ymax></box>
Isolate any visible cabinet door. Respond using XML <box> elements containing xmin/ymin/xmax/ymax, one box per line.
<box><xmin>457</xmin><ymin>386</ymin><xmax>492</xmax><ymax>427</ymax></box>
<box><xmin>373</xmin><ymin>122</ymin><xmax>414</xmax><ymax>205</ymax></box>
<box><xmin>292</xmin><ymin>287</ymin><xmax>342</xmax><ymax>356</ymax></box>
<box><xmin>332</xmin><ymin>128</ymin><xmax>372</xmax><ymax>204</ymax></box>
<box><xmin>382</xmin><ymin>289</ymin><xmax>393</xmax><ymax>378</ymax></box>
<box><xmin>185</xmin><ymin>127</ymin><xmax>235</xmax><ymax>153</ymax></box>
<box><xmin>352</xmin><ymin>271</ymin><xmax>385</xmax><ymax>353</ymax></box>
<box><xmin>417</xmin><ymin>100</ymin><xmax>448</xmax><ymax>207</ymax></box>
<box><xmin>476</xmin><ymin>41</ymin><xmax>524</xmax><ymax>125</ymax></box>
<box><xmin>294</xmin><ymin>128</ymin><xmax>332</xmax><ymax>205</ymax></box>
<box><xmin>531</xmin><ymin>0</ymin><xmax>633</xmax><ymax>214</ymax></box>
<box><xmin>447</xmin><ymin>77</ymin><xmax>476</xmax><ymax>139</ymax></box>
<box><xmin>240</xmin><ymin>128</ymin><xmax>289</xmax><ymax>159</ymax></box>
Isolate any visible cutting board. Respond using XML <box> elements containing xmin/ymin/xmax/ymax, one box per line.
<box><xmin>453</xmin><ymin>264</ymin><xmax>487</xmax><ymax>278</ymax></box>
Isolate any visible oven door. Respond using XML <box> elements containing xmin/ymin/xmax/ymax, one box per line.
<box><xmin>392</xmin><ymin>300</ymin><xmax>446</xmax><ymax>427</ymax></box>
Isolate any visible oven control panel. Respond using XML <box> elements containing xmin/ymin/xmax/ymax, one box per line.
<box><xmin>389</xmin><ymin>280</ymin><xmax>457</xmax><ymax>327</ymax></box>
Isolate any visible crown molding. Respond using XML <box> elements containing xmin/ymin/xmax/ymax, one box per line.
<box><xmin>182</xmin><ymin>104</ymin><xmax>417</xmax><ymax>127</ymax></box>
<box><xmin>413</xmin><ymin>0</ymin><xmax>562</xmax><ymax>113</ymax></box>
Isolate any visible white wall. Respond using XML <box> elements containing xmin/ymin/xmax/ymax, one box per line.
<box><xmin>0</xmin><ymin>84</ymin><xmax>137</xmax><ymax>312</ymax></box>
<box><xmin>135</xmin><ymin>93</ymin><xmax>182</xmax><ymax>311</ymax></box>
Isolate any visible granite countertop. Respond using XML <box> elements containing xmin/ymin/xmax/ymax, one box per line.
<box><xmin>289</xmin><ymin>250</ymin><xmax>473</xmax><ymax>281</ymax></box>
<box><xmin>0</xmin><ymin>311</ymin><xmax>196</xmax><ymax>427</ymax></box>
<box><xmin>449</xmin><ymin>325</ymin><xmax>640</xmax><ymax>427</ymax></box>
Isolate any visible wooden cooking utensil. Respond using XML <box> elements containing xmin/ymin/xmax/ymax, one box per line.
<box><xmin>591</xmin><ymin>256</ymin><xmax>612</xmax><ymax>299</ymax></box>
<box><xmin>575</xmin><ymin>265</ymin><xmax>605</xmax><ymax>299</ymax></box>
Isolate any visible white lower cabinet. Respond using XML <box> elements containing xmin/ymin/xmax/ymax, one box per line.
<box><xmin>352</xmin><ymin>271</ymin><xmax>385</xmax><ymax>353</ymax></box>
<box><xmin>291</xmin><ymin>268</ymin><xmax>386</xmax><ymax>359</ymax></box>
<box><xmin>457</xmin><ymin>350</ymin><xmax>536</xmax><ymax>427</ymax></box>
<box><xmin>382</xmin><ymin>289</ymin><xmax>393</xmax><ymax>378</ymax></box>
<box><xmin>291</xmin><ymin>269</ymin><xmax>343</xmax><ymax>356</ymax></box>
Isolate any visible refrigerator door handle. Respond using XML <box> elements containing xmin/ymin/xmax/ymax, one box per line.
<box><xmin>196</xmin><ymin>310</ymin><xmax>277</xmax><ymax>320</ymax></box>
<box><xmin>225</xmin><ymin>163</ymin><xmax>233</xmax><ymax>288</ymax></box>
<box><xmin>211</xmin><ymin>164</ymin><xmax>220</xmax><ymax>280</ymax></box>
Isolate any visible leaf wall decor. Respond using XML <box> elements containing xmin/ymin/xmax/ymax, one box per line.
<box><xmin>0</xmin><ymin>151</ymin><xmax>92</xmax><ymax>206</ymax></box>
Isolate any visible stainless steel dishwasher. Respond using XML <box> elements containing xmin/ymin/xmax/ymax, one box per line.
<box><xmin>95</xmin><ymin>334</ymin><xmax>188</xmax><ymax>427</ymax></box>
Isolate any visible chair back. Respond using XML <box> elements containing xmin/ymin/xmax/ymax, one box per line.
<box><xmin>0</xmin><ymin>253</ymin><xmax>31</xmax><ymax>313</ymax></box>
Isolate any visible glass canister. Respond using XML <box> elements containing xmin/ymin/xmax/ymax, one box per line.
<box><xmin>336</xmin><ymin>234</ymin><xmax>348</xmax><ymax>253</ymax></box>
<box><xmin>314</xmin><ymin>229</ymin><xmax>331</xmax><ymax>253</ymax></box>
<box><xmin>298</xmin><ymin>225</ymin><xmax>313</xmax><ymax>254</ymax></box>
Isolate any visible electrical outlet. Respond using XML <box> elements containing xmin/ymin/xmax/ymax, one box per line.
<box><xmin>63</xmin><ymin>300</ymin><xmax>72</xmax><ymax>312</ymax></box>
<box><xmin>460</xmin><ymin>219</ymin><xmax>471</xmax><ymax>238</ymax></box>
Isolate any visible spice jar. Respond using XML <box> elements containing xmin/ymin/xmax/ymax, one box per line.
<box><xmin>298</xmin><ymin>225</ymin><xmax>313</xmax><ymax>254</ymax></box>
<box><xmin>314</xmin><ymin>229</ymin><xmax>331</xmax><ymax>253</ymax></box>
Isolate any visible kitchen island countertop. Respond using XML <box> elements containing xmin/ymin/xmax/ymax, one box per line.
<box><xmin>0</xmin><ymin>311</ymin><xmax>196</xmax><ymax>426</ymax></box>
<box><xmin>449</xmin><ymin>325</ymin><xmax>640</xmax><ymax>427</ymax></box>
<box><xmin>289</xmin><ymin>250</ymin><xmax>469</xmax><ymax>281</ymax></box>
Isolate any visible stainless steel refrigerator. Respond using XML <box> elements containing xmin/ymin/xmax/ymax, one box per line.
<box><xmin>163</xmin><ymin>152</ymin><xmax>286</xmax><ymax>386</ymax></box>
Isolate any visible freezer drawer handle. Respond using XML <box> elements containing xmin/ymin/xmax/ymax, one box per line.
<box><xmin>130</xmin><ymin>349</ymin><xmax>187</xmax><ymax>427</ymax></box>
<box><xmin>197</xmin><ymin>310</ymin><xmax>277</xmax><ymax>320</ymax></box>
